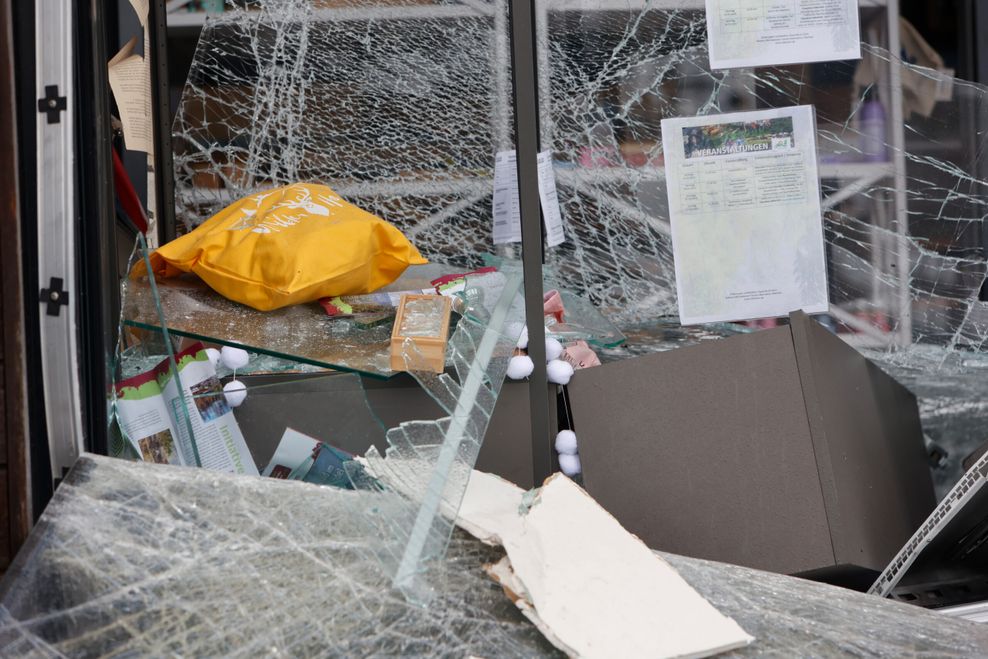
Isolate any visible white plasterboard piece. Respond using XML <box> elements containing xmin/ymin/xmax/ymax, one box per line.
<box><xmin>457</xmin><ymin>472</ymin><xmax>753</xmax><ymax>658</ymax></box>
<box><xmin>456</xmin><ymin>470</ymin><xmax>527</xmax><ymax>545</ymax></box>
<box><xmin>486</xmin><ymin>556</ymin><xmax>580</xmax><ymax>656</ymax></box>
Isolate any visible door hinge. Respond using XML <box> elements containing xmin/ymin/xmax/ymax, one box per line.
<box><xmin>40</xmin><ymin>277</ymin><xmax>69</xmax><ymax>316</ymax></box>
<box><xmin>37</xmin><ymin>85</ymin><xmax>67</xmax><ymax>124</ymax></box>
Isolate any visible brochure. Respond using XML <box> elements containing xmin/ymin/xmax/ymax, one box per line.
<box><xmin>263</xmin><ymin>428</ymin><xmax>367</xmax><ymax>489</ymax></box>
<box><xmin>114</xmin><ymin>342</ymin><xmax>259</xmax><ymax>475</ymax></box>
<box><xmin>661</xmin><ymin>106</ymin><xmax>829</xmax><ymax>325</ymax></box>
<box><xmin>537</xmin><ymin>151</ymin><xmax>566</xmax><ymax>248</ymax></box>
<box><xmin>262</xmin><ymin>428</ymin><xmax>324</xmax><ymax>478</ymax></box>
<box><xmin>705</xmin><ymin>0</ymin><xmax>861</xmax><ymax>70</ymax></box>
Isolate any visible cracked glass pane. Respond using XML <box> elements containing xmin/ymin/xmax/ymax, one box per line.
<box><xmin>528</xmin><ymin>6</ymin><xmax>988</xmax><ymax>496</ymax></box>
<box><xmin>116</xmin><ymin>219</ymin><xmax>527</xmax><ymax>600</ymax></box>
<box><xmin>3</xmin><ymin>455</ymin><xmax>988</xmax><ymax>655</ymax></box>
<box><xmin>351</xmin><ymin>267</ymin><xmax>525</xmax><ymax>602</ymax></box>
<box><xmin>171</xmin><ymin>4</ymin><xmax>988</xmax><ymax>496</ymax></box>
<box><xmin>173</xmin><ymin>0</ymin><xmax>512</xmax><ymax>270</ymax></box>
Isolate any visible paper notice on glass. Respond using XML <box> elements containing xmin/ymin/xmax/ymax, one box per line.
<box><xmin>661</xmin><ymin>106</ymin><xmax>829</xmax><ymax>325</ymax></box>
<box><xmin>493</xmin><ymin>150</ymin><xmax>522</xmax><ymax>244</ymax></box>
<box><xmin>705</xmin><ymin>0</ymin><xmax>861</xmax><ymax>70</ymax></box>
<box><xmin>537</xmin><ymin>151</ymin><xmax>566</xmax><ymax>247</ymax></box>
<box><xmin>492</xmin><ymin>150</ymin><xmax>567</xmax><ymax>247</ymax></box>
<box><xmin>108</xmin><ymin>36</ymin><xmax>153</xmax><ymax>153</ymax></box>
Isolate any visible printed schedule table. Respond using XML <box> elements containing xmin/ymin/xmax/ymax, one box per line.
<box><xmin>718</xmin><ymin>0</ymin><xmax>848</xmax><ymax>35</ymax></box>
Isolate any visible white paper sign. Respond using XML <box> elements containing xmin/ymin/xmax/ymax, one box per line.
<box><xmin>536</xmin><ymin>151</ymin><xmax>566</xmax><ymax>247</ymax></box>
<box><xmin>705</xmin><ymin>0</ymin><xmax>861</xmax><ymax>70</ymax></box>
<box><xmin>492</xmin><ymin>150</ymin><xmax>566</xmax><ymax>247</ymax></box>
<box><xmin>493</xmin><ymin>150</ymin><xmax>522</xmax><ymax>244</ymax></box>
<box><xmin>661</xmin><ymin>106</ymin><xmax>829</xmax><ymax>325</ymax></box>
<box><xmin>108</xmin><ymin>36</ymin><xmax>153</xmax><ymax>154</ymax></box>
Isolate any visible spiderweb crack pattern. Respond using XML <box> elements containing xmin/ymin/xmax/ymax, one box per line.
<box><xmin>173</xmin><ymin>2</ymin><xmax>988</xmax><ymax>494</ymax></box>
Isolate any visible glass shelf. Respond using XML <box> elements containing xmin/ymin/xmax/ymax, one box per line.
<box><xmin>123</xmin><ymin>258</ymin><xmax>628</xmax><ymax>378</ymax></box>
<box><xmin>120</xmin><ymin>267</ymin><xmax>455</xmax><ymax>379</ymax></box>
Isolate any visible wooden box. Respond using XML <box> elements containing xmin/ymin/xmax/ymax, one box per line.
<box><xmin>389</xmin><ymin>294</ymin><xmax>452</xmax><ymax>374</ymax></box>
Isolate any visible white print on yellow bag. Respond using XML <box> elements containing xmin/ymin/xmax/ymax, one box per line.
<box><xmin>227</xmin><ymin>187</ymin><xmax>347</xmax><ymax>234</ymax></box>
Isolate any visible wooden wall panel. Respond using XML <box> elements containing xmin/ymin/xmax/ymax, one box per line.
<box><xmin>0</xmin><ymin>0</ymin><xmax>30</xmax><ymax>572</ymax></box>
<box><xmin>0</xmin><ymin>467</ymin><xmax>9</xmax><ymax>569</ymax></box>
<box><xmin>0</xmin><ymin>367</ymin><xmax>7</xmax><ymax>462</ymax></box>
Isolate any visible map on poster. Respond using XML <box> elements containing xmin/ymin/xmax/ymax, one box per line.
<box><xmin>661</xmin><ymin>106</ymin><xmax>829</xmax><ymax>325</ymax></box>
<box><xmin>705</xmin><ymin>0</ymin><xmax>861</xmax><ymax>70</ymax></box>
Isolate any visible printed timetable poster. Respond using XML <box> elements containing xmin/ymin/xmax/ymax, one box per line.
<box><xmin>661</xmin><ymin>105</ymin><xmax>829</xmax><ymax>325</ymax></box>
<box><xmin>705</xmin><ymin>0</ymin><xmax>861</xmax><ymax>70</ymax></box>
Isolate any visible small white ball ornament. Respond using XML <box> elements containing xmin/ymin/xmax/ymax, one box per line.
<box><xmin>506</xmin><ymin>354</ymin><xmax>535</xmax><ymax>380</ymax></box>
<box><xmin>220</xmin><ymin>346</ymin><xmax>250</xmax><ymax>371</ymax></box>
<box><xmin>554</xmin><ymin>429</ymin><xmax>578</xmax><ymax>455</ymax></box>
<box><xmin>558</xmin><ymin>453</ymin><xmax>582</xmax><ymax>477</ymax></box>
<box><xmin>546</xmin><ymin>359</ymin><xmax>575</xmax><ymax>385</ymax></box>
<box><xmin>205</xmin><ymin>348</ymin><xmax>221</xmax><ymax>369</ymax></box>
<box><xmin>545</xmin><ymin>337</ymin><xmax>564</xmax><ymax>362</ymax></box>
<box><xmin>223</xmin><ymin>380</ymin><xmax>248</xmax><ymax>407</ymax></box>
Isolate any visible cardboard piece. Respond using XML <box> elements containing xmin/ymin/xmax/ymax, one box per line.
<box><xmin>569</xmin><ymin>311</ymin><xmax>935</xmax><ymax>579</ymax></box>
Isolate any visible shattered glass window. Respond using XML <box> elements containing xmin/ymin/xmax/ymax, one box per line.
<box><xmin>172</xmin><ymin>1</ymin><xmax>988</xmax><ymax>496</ymax></box>
<box><xmin>528</xmin><ymin>6</ymin><xmax>988</xmax><ymax>495</ymax></box>
<box><xmin>3</xmin><ymin>454</ymin><xmax>988</xmax><ymax>655</ymax></box>
<box><xmin>173</xmin><ymin>0</ymin><xmax>513</xmax><ymax>266</ymax></box>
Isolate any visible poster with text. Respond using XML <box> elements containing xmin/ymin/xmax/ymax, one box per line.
<box><xmin>705</xmin><ymin>0</ymin><xmax>861</xmax><ymax>70</ymax></box>
<box><xmin>661</xmin><ymin>106</ymin><xmax>829</xmax><ymax>325</ymax></box>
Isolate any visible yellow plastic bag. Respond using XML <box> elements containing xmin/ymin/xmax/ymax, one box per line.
<box><xmin>133</xmin><ymin>183</ymin><xmax>427</xmax><ymax>311</ymax></box>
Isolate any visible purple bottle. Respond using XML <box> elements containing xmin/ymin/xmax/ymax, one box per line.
<box><xmin>860</xmin><ymin>91</ymin><xmax>888</xmax><ymax>162</ymax></box>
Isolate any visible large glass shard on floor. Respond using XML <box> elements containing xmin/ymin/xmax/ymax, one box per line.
<box><xmin>3</xmin><ymin>454</ymin><xmax>988</xmax><ymax>655</ymax></box>
<box><xmin>350</xmin><ymin>267</ymin><xmax>526</xmax><ymax>602</ymax></box>
<box><xmin>0</xmin><ymin>455</ymin><xmax>558</xmax><ymax>657</ymax></box>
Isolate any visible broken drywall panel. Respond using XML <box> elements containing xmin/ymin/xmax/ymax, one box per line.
<box><xmin>456</xmin><ymin>469</ymin><xmax>528</xmax><ymax>546</ymax></box>
<box><xmin>456</xmin><ymin>471</ymin><xmax>753</xmax><ymax>658</ymax></box>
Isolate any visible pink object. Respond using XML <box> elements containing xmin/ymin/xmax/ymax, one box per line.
<box><xmin>543</xmin><ymin>289</ymin><xmax>565</xmax><ymax>323</ymax></box>
<box><xmin>429</xmin><ymin>266</ymin><xmax>498</xmax><ymax>290</ymax></box>
<box><xmin>562</xmin><ymin>340</ymin><xmax>601</xmax><ymax>370</ymax></box>
<box><xmin>742</xmin><ymin>318</ymin><xmax>780</xmax><ymax>330</ymax></box>
<box><xmin>577</xmin><ymin>146</ymin><xmax>618</xmax><ymax>168</ymax></box>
